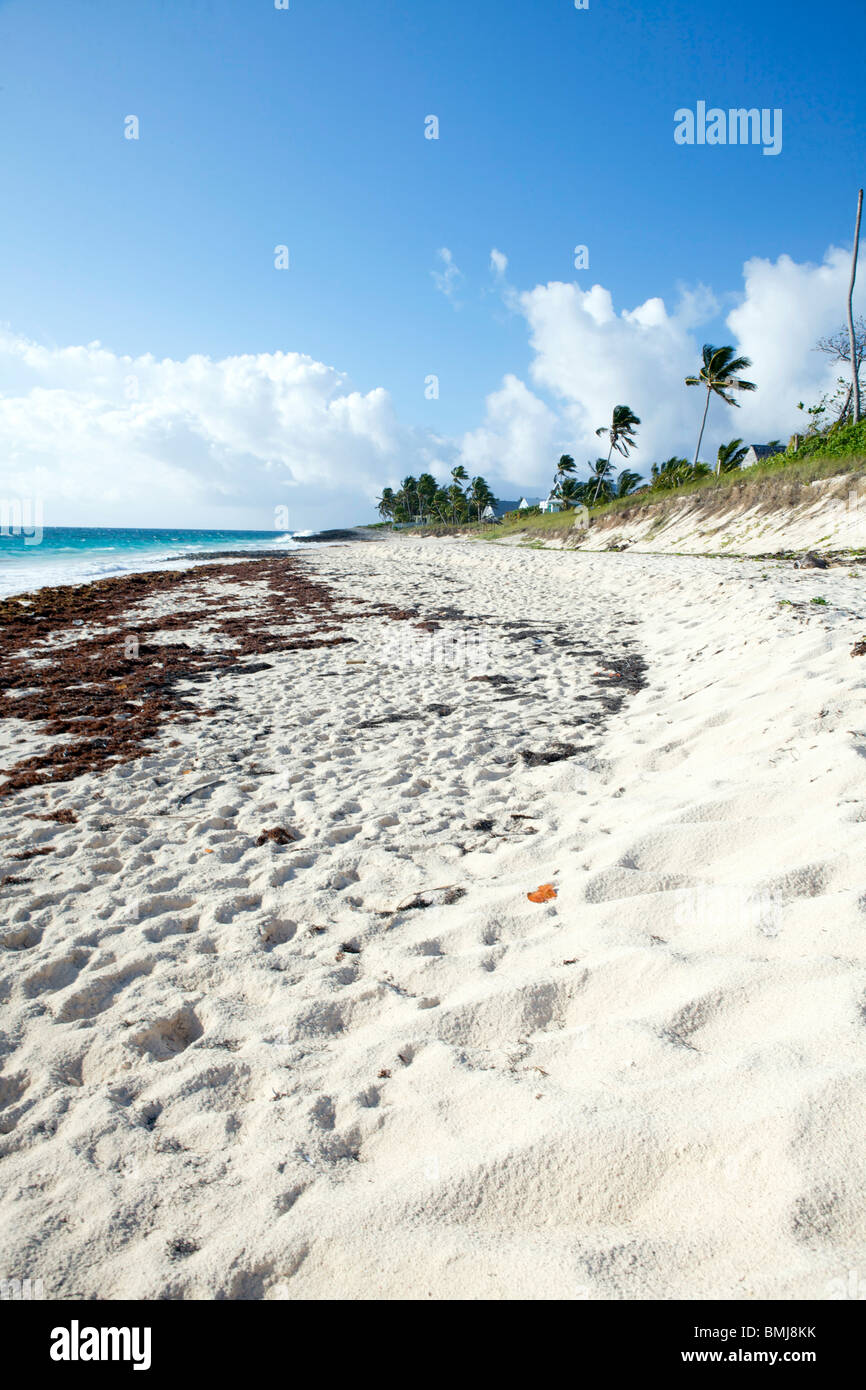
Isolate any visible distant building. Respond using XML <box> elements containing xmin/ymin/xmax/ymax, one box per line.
<box><xmin>488</xmin><ymin>498</ymin><xmax>536</xmax><ymax>518</ymax></box>
<box><xmin>482</xmin><ymin>495</ymin><xmax>551</xmax><ymax>519</ymax></box>
<box><xmin>538</xmin><ymin>494</ymin><xmax>564</xmax><ymax>513</ymax></box>
<box><xmin>741</xmin><ymin>444</ymin><xmax>783</xmax><ymax>466</ymax></box>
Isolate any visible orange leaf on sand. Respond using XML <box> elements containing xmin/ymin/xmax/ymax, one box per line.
<box><xmin>527</xmin><ymin>883</ymin><xmax>557</xmax><ymax>903</ymax></box>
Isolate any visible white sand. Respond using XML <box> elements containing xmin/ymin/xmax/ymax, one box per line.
<box><xmin>1</xmin><ymin>536</ymin><xmax>865</xmax><ymax>1300</ymax></box>
<box><xmin>571</xmin><ymin>471</ymin><xmax>866</xmax><ymax>555</ymax></box>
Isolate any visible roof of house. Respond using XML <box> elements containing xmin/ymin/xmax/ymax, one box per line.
<box><xmin>745</xmin><ymin>444</ymin><xmax>781</xmax><ymax>459</ymax></box>
<box><xmin>491</xmin><ymin>498</ymin><xmax>528</xmax><ymax>516</ymax></box>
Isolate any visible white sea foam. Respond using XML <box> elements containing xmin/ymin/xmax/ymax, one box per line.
<box><xmin>0</xmin><ymin>532</ymin><xmax>326</xmax><ymax>598</ymax></box>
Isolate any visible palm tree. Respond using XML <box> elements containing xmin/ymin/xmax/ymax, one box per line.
<box><xmin>650</xmin><ymin>458</ymin><xmax>713</xmax><ymax>490</ymax></box>
<box><xmin>594</xmin><ymin>405</ymin><xmax>641</xmax><ymax>500</ymax></box>
<box><xmin>715</xmin><ymin>438</ymin><xmax>749</xmax><ymax>475</ymax></box>
<box><xmin>685</xmin><ymin>345</ymin><xmax>757</xmax><ymax>468</ymax></box>
<box><xmin>416</xmin><ymin>472</ymin><xmax>438</xmax><ymax>522</ymax></box>
<box><xmin>586</xmin><ymin>457</ymin><xmax>615</xmax><ymax>503</ymax></box>
<box><xmin>468</xmin><ymin>476</ymin><xmax>496</xmax><ymax>521</ymax></box>
<box><xmin>615</xmin><ymin>469</ymin><xmax>643</xmax><ymax>497</ymax></box>
<box><xmin>447</xmin><ymin>465</ymin><xmax>470</xmax><ymax>522</ymax></box>
<box><xmin>447</xmin><ymin>483</ymin><xmax>468</xmax><ymax>523</ymax></box>
<box><xmin>377</xmin><ymin>487</ymin><xmax>396</xmax><ymax>520</ymax></box>
<box><xmin>558</xmin><ymin>477</ymin><xmax>588</xmax><ymax>509</ymax></box>
<box><xmin>554</xmin><ymin>453</ymin><xmax>576</xmax><ymax>495</ymax></box>
<box><xmin>432</xmin><ymin>488</ymin><xmax>450</xmax><ymax>523</ymax></box>
<box><xmin>399</xmin><ymin>475</ymin><xmax>419</xmax><ymax>522</ymax></box>
<box><xmin>650</xmin><ymin>457</ymin><xmax>693</xmax><ymax>490</ymax></box>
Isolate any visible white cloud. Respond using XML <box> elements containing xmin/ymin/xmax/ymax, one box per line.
<box><xmin>490</xmin><ymin>248</ymin><xmax>508</xmax><ymax>279</ymax></box>
<box><xmin>431</xmin><ymin>247</ymin><xmax>463</xmax><ymax>306</ymax></box>
<box><xmin>473</xmin><ymin>245</ymin><xmax>864</xmax><ymax>483</ymax></box>
<box><xmin>515</xmin><ymin>279</ymin><xmax>701</xmax><ymax>469</ymax></box>
<box><xmin>1</xmin><ymin>246</ymin><xmax>861</xmax><ymax>529</ymax></box>
<box><xmin>457</xmin><ymin>374</ymin><xmax>561</xmax><ymax>486</ymax></box>
<box><xmin>0</xmin><ymin>330</ymin><xmax>414</xmax><ymax>527</ymax></box>
<box><xmin>725</xmin><ymin>247</ymin><xmax>864</xmax><ymax>437</ymax></box>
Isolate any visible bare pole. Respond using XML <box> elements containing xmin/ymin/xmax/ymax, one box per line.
<box><xmin>847</xmin><ymin>188</ymin><xmax>863</xmax><ymax>424</ymax></box>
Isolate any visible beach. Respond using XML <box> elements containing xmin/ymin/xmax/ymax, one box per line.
<box><xmin>1</xmin><ymin>533</ymin><xmax>865</xmax><ymax>1300</ymax></box>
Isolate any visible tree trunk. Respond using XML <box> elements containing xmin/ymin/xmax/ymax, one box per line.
<box><xmin>847</xmin><ymin>188</ymin><xmax>863</xmax><ymax>425</ymax></box>
<box><xmin>695</xmin><ymin>388</ymin><xmax>712</xmax><ymax>469</ymax></box>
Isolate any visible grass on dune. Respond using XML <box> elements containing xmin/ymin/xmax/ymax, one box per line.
<box><xmin>366</xmin><ymin>421</ymin><xmax>866</xmax><ymax>543</ymax></box>
<box><xmin>592</xmin><ymin>427</ymin><xmax>866</xmax><ymax>527</ymax></box>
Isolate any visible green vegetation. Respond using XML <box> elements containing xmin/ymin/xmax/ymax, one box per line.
<box><xmin>377</xmin><ymin>470</ymin><xmax>496</xmax><ymax>525</ymax></box>
<box><xmin>685</xmin><ymin>345</ymin><xmax>757</xmax><ymax>468</ymax></box>
<box><xmin>372</xmin><ymin>327</ymin><xmax>866</xmax><ymax>543</ymax></box>
<box><xmin>588</xmin><ymin>419</ymin><xmax>866</xmax><ymax>525</ymax></box>
<box><xmin>785</xmin><ymin>418</ymin><xmax>866</xmax><ymax>460</ymax></box>
<box><xmin>716</xmin><ymin>438</ymin><xmax>749</xmax><ymax>473</ymax></box>
<box><xmin>593</xmin><ymin>405</ymin><xmax>642</xmax><ymax>500</ymax></box>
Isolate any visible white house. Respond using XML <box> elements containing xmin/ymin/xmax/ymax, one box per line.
<box><xmin>741</xmin><ymin>443</ymin><xmax>784</xmax><ymax>466</ymax></box>
<box><xmin>538</xmin><ymin>494</ymin><xmax>564</xmax><ymax>514</ymax></box>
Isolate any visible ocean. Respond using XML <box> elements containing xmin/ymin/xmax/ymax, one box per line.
<box><xmin>0</xmin><ymin>526</ymin><xmax>313</xmax><ymax>599</ymax></box>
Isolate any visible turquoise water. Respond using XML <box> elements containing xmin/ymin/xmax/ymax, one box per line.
<box><xmin>0</xmin><ymin>526</ymin><xmax>308</xmax><ymax>598</ymax></box>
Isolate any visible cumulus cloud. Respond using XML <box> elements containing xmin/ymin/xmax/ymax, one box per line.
<box><xmin>456</xmin><ymin>375</ymin><xmax>561</xmax><ymax>486</ymax></box>
<box><xmin>2</xmin><ymin>246</ymin><xmax>861</xmax><ymax>528</ymax></box>
<box><xmin>725</xmin><ymin>248</ymin><xmax>864</xmax><ymax>437</ymax></box>
<box><xmin>0</xmin><ymin>330</ymin><xmax>415</xmax><ymax>528</ymax></box>
<box><xmin>518</xmin><ymin>280</ymin><xmax>698</xmax><ymax>467</ymax></box>
<box><xmin>467</xmin><ymin>245</ymin><xmax>864</xmax><ymax>485</ymax></box>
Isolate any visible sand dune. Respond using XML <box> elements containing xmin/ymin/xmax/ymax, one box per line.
<box><xmin>1</xmin><ymin>536</ymin><xmax>865</xmax><ymax>1299</ymax></box>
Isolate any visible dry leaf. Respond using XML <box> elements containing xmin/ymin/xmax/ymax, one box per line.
<box><xmin>527</xmin><ymin>883</ymin><xmax>557</xmax><ymax>903</ymax></box>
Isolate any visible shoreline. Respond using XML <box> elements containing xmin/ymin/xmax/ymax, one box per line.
<box><xmin>1</xmin><ymin>538</ymin><xmax>865</xmax><ymax>1299</ymax></box>
<box><xmin>0</xmin><ymin>528</ymin><xmax>362</xmax><ymax>604</ymax></box>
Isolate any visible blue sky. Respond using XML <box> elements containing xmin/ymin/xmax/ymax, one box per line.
<box><xmin>0</xmin><ymin>0</ymin><xmax>864</xmax><ymax>528</ymax></box>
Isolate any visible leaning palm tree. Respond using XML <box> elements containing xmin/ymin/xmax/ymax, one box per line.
<box><xmin>686</xmin><ymin>346</ymin><xmax>757</xmax><ymax>468</ymax></box>
<box><xmin>399</xmin><ymin>475</ymin><xmax>419</xmax><ymax>522</ymax></box>
<box><xmin>651</xmin><ymin>457</ymin><xmax>692</xmax><ymax>490</ymax></box>
<box><xmin>715</xmin><ymin>438</ymin><xmax>749</xmax><ymax>475</ymax></box>
<box><xmin>586</xmin><ymin>457</ymin><xmax>615</xmax><ymax>503</ymax></box>
<box><xmin>596</xmin><ymin>405</ymin><xmax>641</xmax><ymax>461</ymax></box>
<box><xmin>468</xmin><ymin>476</ymin><xmax>496</xmax><ymax>521</ymax></box>
<box><xmin>558</xmin><ymin>477</ymin><xmax>587</xmax><ymax>509</ymax></box>
<box><xmin>595</xmin><ymin>405</ymin><xmax>641</xmax><ymax>462</ymax></box>
<box><xmin>553</xmin><ymin>453</ymin><xmax>576</xmax><ymax>495</ymax></box>
<box><xmin>432</xmin><ymin>487</ymin><xmax>451</xmax><ymax>524</ymax></box>
<box><xmin>377</xmin><ymin>487</ymin><xmax>396</xmax><ymax>520</ymax></box>
<box><xmin>445</xmin><ymin>483</ymin><xmax>464</xmax><ymax>524</ymax></box>
<box><xmin>615</xmin><ymin>469</ymin><xmax>643</xmax><ymax>497</ymax></box>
